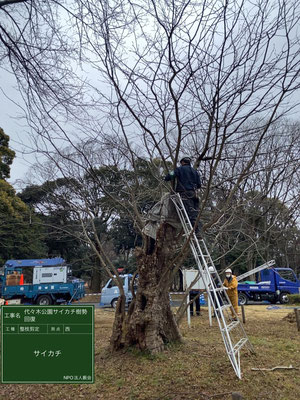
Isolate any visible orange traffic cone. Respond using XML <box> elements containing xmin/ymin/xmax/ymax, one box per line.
<box><xmin>19</xmin><ymin>274</ymin><xmax>24</xmax><ymax>285</ymax></box>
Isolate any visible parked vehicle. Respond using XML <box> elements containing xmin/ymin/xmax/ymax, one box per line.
<box><xmin>171</xmin><ymin>261</ymin><xmax>300</xmax><ymax>306</ymax></box>
<box><xmin>238</xmin><ymin>266</ymin><xmax>300</xmax><ymax>305</ymax></box>
<box><xmin>100</xmin><ymin>274</ymin><xmax>185</xmax><ymax>309</ymax></box>
<box><xmin>99</xmin><ymin>274</ymin><xmax>134</xmax><ymax>308</ymax></box>
<box><xmin>0</xmin><ymin>258</ymin><xmax>85</xmax><ymax>305</ymax></box>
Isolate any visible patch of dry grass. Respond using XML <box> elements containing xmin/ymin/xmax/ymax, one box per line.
<box><xmin>1</xmin><ymin>306</ymin><xmax>299</xmax><ymax>400</ymax></box>
<box><xmin>77</xmin><ymin>294</ymin><xmax>101</xmax><ymax>303</ymax></box>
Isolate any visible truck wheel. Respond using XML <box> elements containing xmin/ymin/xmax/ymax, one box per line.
<box><xmin>36</xmin><ymin>295</ymin><xmax>53</xmax><ymax>305</ymax></box>
<box><xmin>111</xmin><ymin>298</ymin><xmax>118</xmax><ymax>309</ymax></box>
<box><xmin>279</xmin><ymin>292</ymin><xmax>289</xmax><ymax>304</ymax></box>
<box><xmin>238</xmin><ymin>293</ymin><xmax>248</xmax><ymax>306</ymax></box>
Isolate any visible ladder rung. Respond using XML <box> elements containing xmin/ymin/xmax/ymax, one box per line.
<box><xmin>183</xmin><ymin>232</ymin><xmax>194</xmax><ymax>237</ymax></box>
<box><xmin>232</xmin><ymin>338</ymin><xmax>248</xmax><ymax>354</ymax></box>
<box><xmin>222</xmin><ymin>320</ymin><xmax>239</xmax><ymax>333</ymax></box>
<box><xmin>209</xmin><ymin>287</ymin><xmax>225</xmax><ymax>292</ymax></box>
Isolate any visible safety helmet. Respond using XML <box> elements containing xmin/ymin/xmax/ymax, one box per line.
<box><xmin>225</xmin><ymin>268</ymin><xmax>232</xmax><ymax>274</ymax></box>
<box><xmin>180</xmin><ymin>156</ymin><xmax>191</xmax><ymax>164</ymax></box>
<box><xmin>208</xmin><ymin>266</ymin><xmax>214</xmax><ymax>272</ymax></box>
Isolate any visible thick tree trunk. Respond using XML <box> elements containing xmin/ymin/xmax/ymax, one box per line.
<box><xmin>110</xmin><ymin>222</ymin><xmax>183</xmax><ymax>353</ymax></box>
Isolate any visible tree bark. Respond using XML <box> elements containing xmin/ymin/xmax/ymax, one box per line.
<box><xmin>111</xmin><ymin>222</ymin><xmax>182</xmax><ymax>353</ymax></box>
<box><xmin>110</xmin><ymin>294</ymin><xmax>126</xmax><ymax>350</ymax></box>
<box><xmin>90</xmin><ymin>265</ymin><xmax>101</xmax><ymax>293</ymax></box>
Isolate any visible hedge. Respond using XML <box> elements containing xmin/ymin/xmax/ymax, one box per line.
<box><xmin>288</xmin><ymin>294</ymin><xmax>300</xmax><ymax>304</ymax></box>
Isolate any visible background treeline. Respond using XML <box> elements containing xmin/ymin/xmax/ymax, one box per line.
<box><xmin>1</xmin><ymin>122</ymin><xmax>299</xmax><ymax>291</ymax></box>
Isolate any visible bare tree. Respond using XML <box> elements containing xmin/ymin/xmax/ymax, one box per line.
<box><xmin>202</xmin><ymin>119</ymin><xmax>300</xmax><ymax>273</ymax></box>
<box><xmin>2</xmin><ymin>0</ymin><xmax>300</xmax><ymax>353</ymax></box>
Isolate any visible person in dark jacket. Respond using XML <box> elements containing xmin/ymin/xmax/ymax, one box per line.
<box><xmin>190</xmin><ymin>290</ymin><xmax>201</xmax><ymax>316</ymax></box>
<box><xmin>165</xmin><ymin>157</ymin><xmax>201</xmax><ymax>234</ymax></box>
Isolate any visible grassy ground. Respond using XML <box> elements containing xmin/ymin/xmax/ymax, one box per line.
<box><xmin>77</xmin><ymin>294</ymin><xmax>101</xmax><ymax>303</ymax></box>
<box><xmin>1</xmin><ymin>305</ymin><xmax>299</xmax><ymax>400</ymax></box>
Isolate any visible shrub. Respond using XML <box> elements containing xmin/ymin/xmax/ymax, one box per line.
<box><xmin>288</xmin><ymin>294</ymin><xmax>300</xmax><ymax>304</ymax></box>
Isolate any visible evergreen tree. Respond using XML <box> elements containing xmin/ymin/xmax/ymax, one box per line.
<box><xmin>0</xmin><ymin>130</ymin><xmax>47</xmax><ymax>264</ymax></box>
<box><xmin>0</xmin><ymin>127</ymin><xmax>15</xmax><ymax>180</ymax></box>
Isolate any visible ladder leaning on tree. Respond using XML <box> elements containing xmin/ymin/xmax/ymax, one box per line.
<box><xmin>170</xmin><ymin>193</ymin><xmax>255</xmax><ymax>380</ymax></box>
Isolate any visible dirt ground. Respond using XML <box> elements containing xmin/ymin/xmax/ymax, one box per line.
<box><xmin>77</xmin><ymin>294</ymin><xmax>101</xmax><ymax>303</ymax></box>
<box><xmin>1</xmin><ymin>305</ymin><xmax>299</xmax><ymax>400</ymax></box>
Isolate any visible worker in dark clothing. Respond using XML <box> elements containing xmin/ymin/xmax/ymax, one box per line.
<box><xmin>165</xmin><ymin>157</ymin><xmax>201</xmax><ymax>234</ymax></box>
<box><xmin>190</xmin><ymin>290</ymin><xmax>201</xmax><ymax>316</ymax></box>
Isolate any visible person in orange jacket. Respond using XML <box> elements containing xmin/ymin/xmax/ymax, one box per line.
<box><xmin>223</xmin><ymin>268</ymin><xmax>239</xmax><ymax>319</ymax></box>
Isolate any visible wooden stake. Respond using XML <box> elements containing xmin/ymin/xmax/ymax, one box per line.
<box><xmin>241</xmin><ymin>305</ymin><xmax>246</xmax><ymax>324</ymax></box>
<box><xmin>187</xmin><ymin>293</ymin><xmax>191</xmax><ymax>328</ymax></box>
<box><xmin>294</xmin><ymin>308</ymin><xmax>300</xmax><ymax>332</ymax></box>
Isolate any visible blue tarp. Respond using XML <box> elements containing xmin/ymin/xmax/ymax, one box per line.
<box><xmin>4</xmin><ymin>258</ymin><xmax>65</xmax><ymax>268</ymax></box>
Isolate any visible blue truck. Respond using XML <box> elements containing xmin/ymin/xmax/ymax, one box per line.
<box><xmin>0</xmin><ymin>258</ymin><xmax>85</xmax><ymax>305</ymax></box>
<box><xmin>237</xmin><ymin>265</ymin><xmax>300</xmax><ymax>305</ymax></box>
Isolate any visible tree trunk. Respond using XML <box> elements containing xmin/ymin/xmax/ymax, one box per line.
<box><xmin>111</xmin><ymin>222</ymin><xmax>183</xmax><ymax>353</ymax></box>
<box><xmin>90</xmin><ymin>265</ymin><xmax>102</xmax><ymax>293</ymax></box>
<box><xmin>109</xmin><ymin>294</ymin><xmax>126</xmax><ymax>351</ymax></box>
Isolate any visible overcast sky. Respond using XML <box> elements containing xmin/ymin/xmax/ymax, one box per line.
<box><xmin>0</xmin><ymin>69</ymin><xmax>38</xmax><ymax>189</ymax></box>
<box><xmin>1</xmin><ymin>0</ymin><xmax>300</xmax><ymax>192</ymax></box>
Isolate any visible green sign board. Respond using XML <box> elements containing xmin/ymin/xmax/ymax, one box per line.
<box><xmin>1</xmin><ymin>305</ymin><xmax>94</xmax><ymax>383</ymax></box>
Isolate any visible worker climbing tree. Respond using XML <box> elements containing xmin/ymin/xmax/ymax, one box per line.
<box><xmin>165</xmin><ymin>157</ymin><xmax>202</xmax><ymax>237</ymax></box>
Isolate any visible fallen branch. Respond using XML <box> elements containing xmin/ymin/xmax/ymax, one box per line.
<box><xmin>251</xmin><ymin>365</ymin><xmax>299</xmax><ymax>372</ymax></box>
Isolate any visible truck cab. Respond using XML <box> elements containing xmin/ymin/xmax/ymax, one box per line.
<box><xmin>270</xmin><ymin>268</ymin><xmax>300</xmax><ymax>302</ymax></box>
<box><xmin>238</xmin><ymin>267</ymin><xmax>300</xmax><ymax>305</ymax></box>
<box><xmin>99</xmin><ymin>274</ymin><xmax>135</xmax><ymax>308</ymax></box>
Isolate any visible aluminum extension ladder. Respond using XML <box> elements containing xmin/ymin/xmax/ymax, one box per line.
<box><xmin>171</xmin><ymin>193</ymin><xmax>254</xmax><ymax>379</ymax></box>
